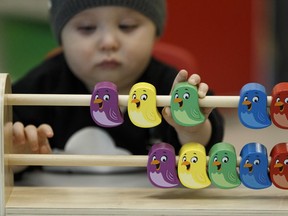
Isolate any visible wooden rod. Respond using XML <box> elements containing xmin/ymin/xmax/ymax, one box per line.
<box><xmin>6</xmin><ymin>154</ymin><xmax>271</xmax><ymax>167</ymax></box>
<box><xmin>5</xmin><ymin>94</ymin><xmax>272</xmax><ymax>108</ymax></box>
<box><xmin>7</xmin><ymin>154</ymin><xmax>149</xmax><ymax>167</ymax></box>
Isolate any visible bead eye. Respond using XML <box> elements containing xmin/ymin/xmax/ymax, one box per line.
<box><xmin>161</xmin><ymin>155</ymin><xmax>167</xmax><ymax>162</ymax></box>
<box><xmin>254</xmin><ymin>159</ymin><xmax>260</xmax><ymax>165</ymax></box>
<box><xmin>152</xmin><ymin>155</ymin><xmax>156</xmax><ymax>161</ymax></box>
<box><xmin>213</xmin><ymin>156</ymin><xmax>218</xmax><ymax>162</ymax></box>
<box><xmin>276</xmin><ymin>97</ymin><xmax>281</xmax><ymax>103</ymax></box>
<box><xmin>244</xmin><ymin>96</ymin><xmax>248</xmax><ymax>101</ymax></box>
<box><xmin>140</xmin><ymin>94</ymin><xmax>148</xmax><ymax>101</ymax></box>
<box><xmin>174</xmin><ymin>93</ymin><xmax>179</xmax><ymax>99</ymax></box>
<box><xmin>103</xmin><ymin>94</ymin><xmax>110</xmax><ymax>101</ymax></box>
<box><xmin>252</xmin><ymin>96</ymin><xmax>259</xmax><ymax>103</ymax></box>
<box><xmin>222</xmin><ymin>156</ymin><xmax>229</xmax><ymax>163</ymax></box>
<box><xmin>245</xmin><ymin>159</ymin><xmax>249</xmax><ymax>164</ymax></box>
<box><xmin>132</xmin><ymin>94</ymin><xmax>136</xmax><ymax>100</ymax></box>
<box><xmin>191</xmin><ymin>156</ymin><xmax>198</xmax><ymax>163</ymax></box>
<box><xmin>285</xmin><ymin>98</ymin><xmax>288</xmax><ymax>103</ymax></box>
<box><xmin>182</xmin><ymin>156</ymin><xmax>187</xmax><ymax>162</ymax></box>
<box><xmin>275</xmin><ymin>159</ymin><xmax>280</xmax><ymax>164</ymax></box>
<box><xmin>284</xmin><ymin>159</ymin><xmax>288</xmax><ymax>165</ymax></box>
<box><xmin>183</xmin><ymin>92</ymin><xmax>190</xmax><ymax>100</ymax></box>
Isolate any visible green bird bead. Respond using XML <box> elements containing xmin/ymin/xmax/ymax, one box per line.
<box><xmin>208</xmin><ymin>142</ymin><xmax>241</xmax><ymax>189</ymax></box>
<box><xmin>170</xmin><ymin>82</ymin><xmax>205</xmax><ymax>126</ymax></box>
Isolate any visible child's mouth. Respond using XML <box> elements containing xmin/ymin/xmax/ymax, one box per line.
<box><xmin>98</xmin><ymin>60</ymin><xmax>120</xmax><ymax>69</ymax></box>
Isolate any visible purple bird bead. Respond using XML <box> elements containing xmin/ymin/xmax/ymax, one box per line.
<box><xmin>90</xmin><ymin>81</ymin><xmax>124</xmax><ymax>127</ymax></box>
<box><xmin>147</xmin><ymin>142</ymin><xmax>179</xmax><ymax>188</ymax></box>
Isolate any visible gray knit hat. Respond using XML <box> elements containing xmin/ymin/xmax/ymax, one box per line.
<box><xmin>49</xmin><ymin>0</ymin><xmax>166</xmax><ymax>43</ymax></box>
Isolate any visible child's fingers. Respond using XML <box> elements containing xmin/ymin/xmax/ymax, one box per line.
<box><xmin>37</xmin><ymin>124</ymin><xmax>54</xmax><ymax>139</ymax></box>
<box><xmin>37</xmin><ymin>124</ymin><xmax>53</xmax><ymax>154</ymax></box>
<box><xmin>13</xmin><ymin>123</ymin><xmax>53</xmax><ymax>154</ymax></box>
<box><xmin>13</xmin><ymin>122</ymin><xmax>26</xmax><ymax>145</ymax></box>
<box><xmin>198</xmin><ymin>82</ymin><xmax>209</xmax><ymax>98</ymax></box>
<box><xmin>24</xmin><ymin>125</ymin><xmax>39</xmax><ymax>153</ymax></box>
<box><xmin>170</xmin><ymin>70</ymin><xmax>189</xmax><ymax>93</ymax></box>
<box><xmin>188</xmin><ymin>73</ymin><xmax>201</xmax><ymax>85</ymax></box>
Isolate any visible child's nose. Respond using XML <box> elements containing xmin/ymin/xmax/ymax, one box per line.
<box><xmin>98</xmin><ymin>31</ymin><xmax>119</xmax><ymax>51</ymax></box>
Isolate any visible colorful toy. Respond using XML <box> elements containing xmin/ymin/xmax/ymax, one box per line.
<box><xmin>170</xmin><ymin>82</ymin><xmax>205</xmax><ymax>126</ymax></box>
<box><xmin>90</xmin><ymin>81</ymin><xmax>124</xmax><ymax>127</ymax></box>
<box><xmin>127</xmin><ymin>82</ymin><xmax>161</xmax><ymax>128</ymax></box>
<box><xmin>208</xmin><ymin>142</ymin><xmax>241</xmax><ymax>189</ymax></box>
<box><xmin>270</xmin><ymin>82</ymin><xmax>288</xmax><ymax>129</ymax></box>
<box><xmin>270</xmin><ymin>143</ymin><xmax>288</xmax><ymax>189</ymax></box>
<box><xmin>239</xmin><ymin>142</ymin><xmax>272</xmax><ymax>189</ymax></box>
<box><xmin>6</xmin><ymin>71</ymin><xmax>288</xmax><ymax>216</ymax></box>
<box><xmin>147</xmin><ymin>142</ymin><xmax>179</xmax><ymax>188</ymax></box>
<box><xmin>177</xmin><ymin>142</ymin><xmax>211</xmax><ymax>189</ymax></box>
<box><xmin>238</xmin><ymin>83</ymin><xmax>271</xmax><ymax>129</ymax></box>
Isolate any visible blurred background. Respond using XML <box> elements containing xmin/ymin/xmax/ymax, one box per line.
<box><xmin>0</xmin><ymin>0</ymin><xmax>288</xmax><ymax>185</ymax></box>
<box><xmin>0</xmin><ymin>0</ymin><xmax>287</xmax><ymax>95</ymax></box>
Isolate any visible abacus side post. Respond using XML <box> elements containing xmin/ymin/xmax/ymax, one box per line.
<box><xmin>0</xmin><ymin>74</ymin><xmax>14</xmax><ymax>216</ymax></box>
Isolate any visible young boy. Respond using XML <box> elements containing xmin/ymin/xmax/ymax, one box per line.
<box><xmin>12</xmin><ymin>0</ymin><xmax>224</xmax><ymax>173</ymax></box>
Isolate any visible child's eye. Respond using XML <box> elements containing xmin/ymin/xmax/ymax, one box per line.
<box><xmin>119</xmin><ymin>24</ymin><xmax>137</xmax><ymax>32</ymax></box>
<box><xmin>77</xmin><ymin>26</ymin><xmax>96</xmax><ymax>34</ymax></box>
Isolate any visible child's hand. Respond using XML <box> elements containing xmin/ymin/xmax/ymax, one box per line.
<box><xmin>162</xmin><ymin>69</ymin><xmax>213</xmax><ymax>145</ymax></box>
<box><xmin>12</xmin><ymin>122</ymin><xmax>53</xmax><ymax>154</ymax></box>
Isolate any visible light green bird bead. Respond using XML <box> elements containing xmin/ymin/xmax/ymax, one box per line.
<box><xmin>170</xmin><ymin>82</ymin><xmax>205</xmax><ymax>126</ymax></box>
<box><xmin>208</xmin><ymin>142</ymin><xmax>241</xmax><ymax>189</ymax></box>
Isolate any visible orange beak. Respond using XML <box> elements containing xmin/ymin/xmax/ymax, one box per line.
<box><xmin>213</xmin><ymin>161</ymin><xmax>222</xmax><ymax>171</ymax></box>
<box><xmin>174</xmin><ymin>98</ymin><xmax>183</xmax><ymax>108</ymax></box>
<box><xmin>244</xmin><ymin>163</ymin><xmax>253</xmax><ymax>173</ymax></box>
<box><xmin>275</xmin><ymin>101</ymin><xmax>284</xmax><ymax>112</ymax></box>
<box><xmin>151</xmin><ymin>159</ymin><xmax>160</xmax><ymax>170</ymax></box>
<box><xmin>274</xmin><ymin>163</ymin><xmax>284</xmax><ymax>173</ymax></box>
<box><xmin>132</xmin><ymin>99</ymin><xmax>140</xmax><ymax>108</ymax></box>
<box><xmin>242</xmin><ymin>100</ymin><xmax>252</xmax><ymax>111</ymax></box>
<box><xmin>94</xmin><ymin>98</ymin><xmax>103</xmax><ymax>109</ymax></box>
<box><xmin>182</xmin><ymin>161</ymin><xmax>191</xmax><ymax>170</ymax></box>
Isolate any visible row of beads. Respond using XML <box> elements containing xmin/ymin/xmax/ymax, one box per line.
<box><xmin>90</xmin><ymin>81</ymin><xmax>204</xmax><ymax>128</ymax></box>
<box><xmin>147</xmin><ymin>142</ymin><xmax>288</xmax><ymax>190</ymax></box>
<box><xmin>90</xmin><ymin>81</ymin><xmax>288</xmax><ymax>129</ymax></box>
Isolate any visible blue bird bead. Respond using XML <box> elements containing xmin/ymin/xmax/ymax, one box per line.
<box><xmin>239</xmin><ymin>142</ymin><xmax>272</xmax><ymax>189</ymax></box>
<box><xmin>238</xmin><ymin>83</ymin><xmax>271</xmax><ymax>129</ymax></box>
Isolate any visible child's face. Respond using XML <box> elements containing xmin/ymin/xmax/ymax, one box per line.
<box><xmin>61</xmin><ymin>6</ymin><xmax>158</xmax><ymax>92</ymax></box>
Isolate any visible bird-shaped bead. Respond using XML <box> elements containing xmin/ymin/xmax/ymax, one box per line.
<box><xmin>178</xmin><ymin>143</ymin><xmax>211</xmax><ymax>189</ymax></box>
<box><xmin>170</xmin><ymin>82</ymin><xmax>205</xmax><ymax>126</ymax></box>
<box><xmin>90</xmin><ymin>81</ymin><xmax>123</xmax><ymax>127</ymax></box>
<box><xmin>147</xmin><ymin>142</ymin><xmax>179</xmax><ymax>188</ymax></box>
<box><xmin>128</xmin><ymin>82</ymin><xmax>161</xmax><ymax>128</ymax></box>
<box><xmin>238</xmin><ymin>83</ymin><xmax>271</xmax><ymax>129</ymax></box>
<box><xmin>208</xmin><ymin>142</ymin><xmax>241</xmax><ymax>189</ymax></box>
<box><xmin>270</xmin><ymin>143</ymin><xmax>288</xmax><ymax>189</ymax></box>
<box><xmin>270</xmin><ymin>82</ymin><xmax>288</xmax><ymax>129</ymax></box>
<box><xmin>239</xmin><ymin>142</ymin><xmax>272</xmax><ymax>189</ymax></box>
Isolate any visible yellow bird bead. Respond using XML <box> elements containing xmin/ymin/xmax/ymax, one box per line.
<box><xmin>178</xmin><ymin>143</ymin><xmax>211</xmax><ymax>189</ymax></box>
<box><xmin>128</xmin><ymin>82</ymin><xmax>162</xmax><ymax>128</ymax></box>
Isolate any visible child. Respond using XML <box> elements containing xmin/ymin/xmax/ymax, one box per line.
<box><xmin>12</xmin><ymin>0</ymin><xmax>224</xmax><ymax>173</ymax></box>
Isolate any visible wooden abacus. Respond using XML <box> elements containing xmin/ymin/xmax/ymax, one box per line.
<box><xmin>1</xmin><ymin>73</ymin><xmax>288</xmax><ymax>216</ymax></box>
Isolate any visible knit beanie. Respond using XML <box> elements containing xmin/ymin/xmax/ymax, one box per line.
<box><xmin>49</xmin><ymin>0</ymin><xmax>166</xmax><ymax>43</ymax></box>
